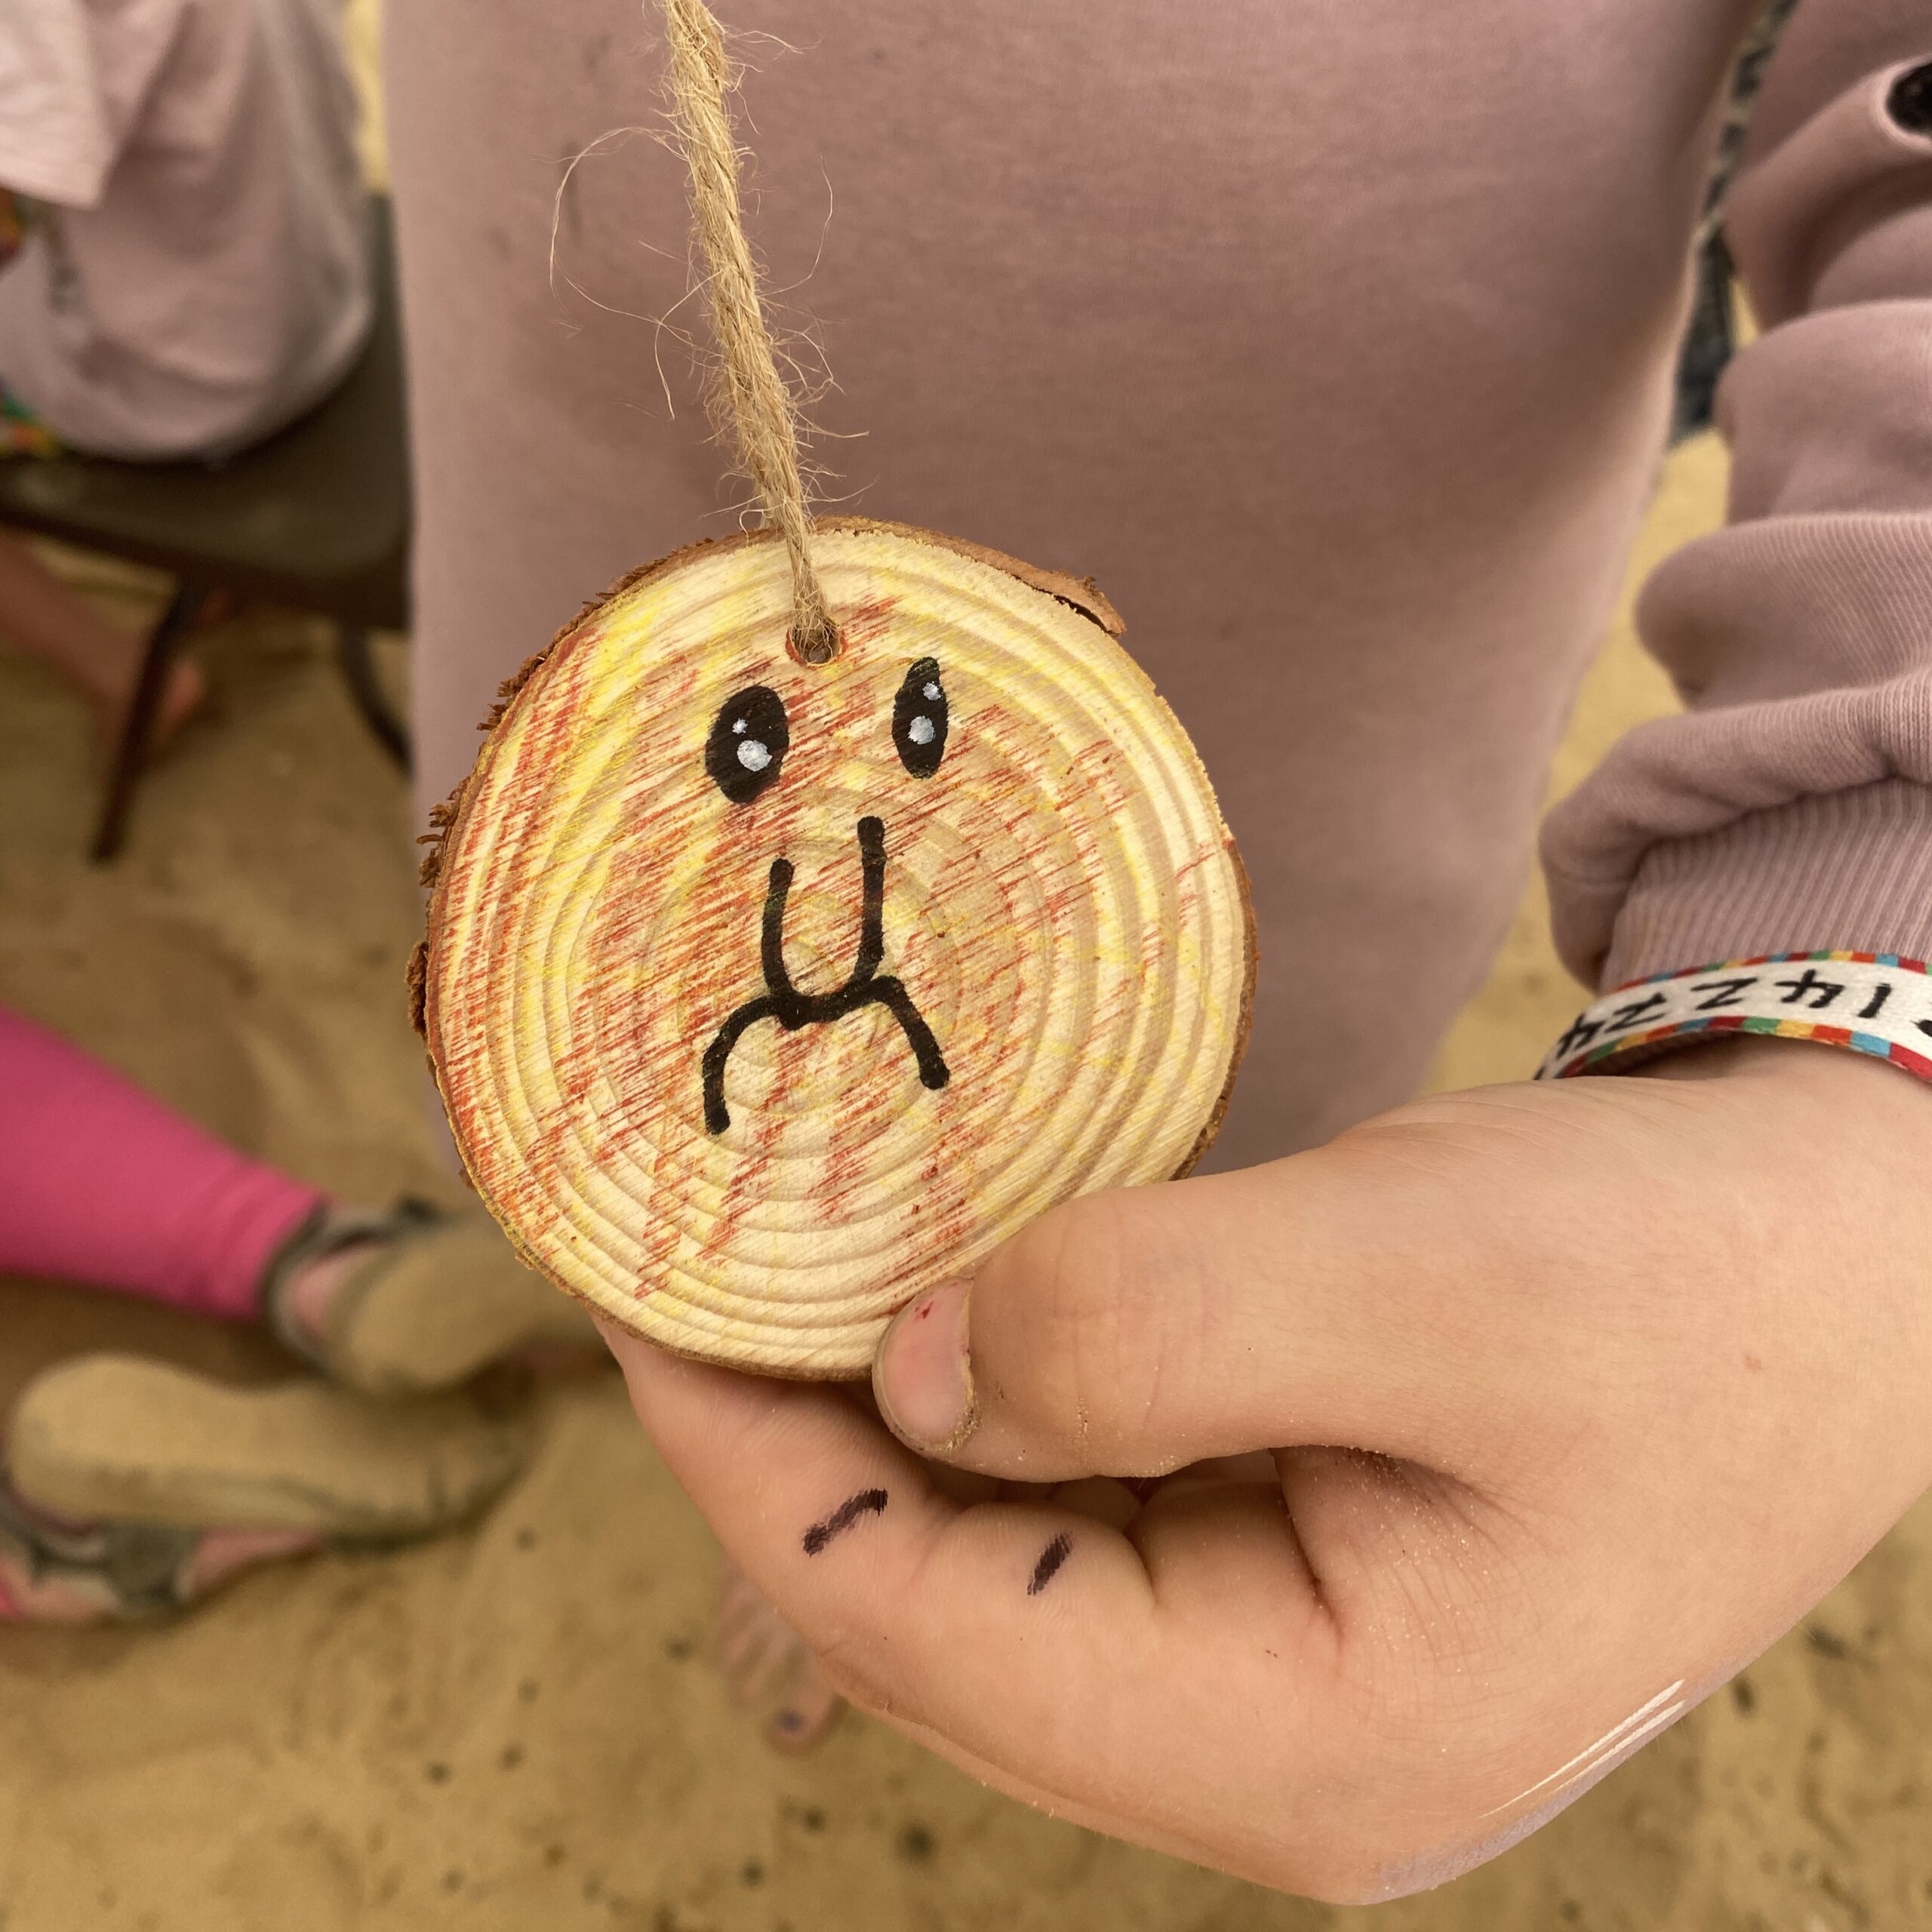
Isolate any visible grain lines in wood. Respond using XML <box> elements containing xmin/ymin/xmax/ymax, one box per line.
<box><xmin>422</xmin><ymin>521</ymin><xmax>1252</xmax><ymax>1377</ymax></box>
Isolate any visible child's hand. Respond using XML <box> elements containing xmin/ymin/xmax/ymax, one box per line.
<box><xmin>604</xmin><ymin>1041</ymin><xmax>1932</xmax><ymax>1900</ymax></box>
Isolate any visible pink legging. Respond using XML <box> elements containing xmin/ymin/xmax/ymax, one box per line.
<box><xmin>0</xmin><ymin>1006</ymin><xmax>324</xmax><ymax>1322</ymax></box>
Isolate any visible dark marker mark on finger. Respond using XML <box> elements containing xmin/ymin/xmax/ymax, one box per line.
<box><xmin>1027</xmin><ymin>1532</ymin><xmax>1072</xmax><ymax>1596</ymax></box>
<box><xmin>802</xmin><ymin>1487</ymin><xmax>889</xmax><ymax>1555</ymax></box>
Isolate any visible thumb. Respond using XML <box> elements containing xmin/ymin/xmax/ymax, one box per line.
<box><xmin>870</xmin><ymin>1138</ymin><xmax>1523</xmax><ymax>1484</ymax></box>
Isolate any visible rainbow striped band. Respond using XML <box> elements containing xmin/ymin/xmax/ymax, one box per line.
<box><xmin>1537</xmin><ymin>952</ymin><xmax>1932</xmax><ymax>1084</ymax></box>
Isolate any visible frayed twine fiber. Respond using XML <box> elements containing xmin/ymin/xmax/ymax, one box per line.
<box><xmin>660</xmin><ymin>0</ymin><xmax>839</xmax><ymax>665</ymax></box>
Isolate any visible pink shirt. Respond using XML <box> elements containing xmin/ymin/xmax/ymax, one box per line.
<box><xmin>380</xmin><ymin>0</ymin><xmax>1932</xmax><ymax>1159</ymax></box>
<box><xmin>0</xmin><ymin>0</ymin><xmax>370</xmax><ymax>460</ymax></box>
<box><xmin>385</xmin><ymin>0</ymin><xmax>1932</xmax><ymax>1164</ymax></box>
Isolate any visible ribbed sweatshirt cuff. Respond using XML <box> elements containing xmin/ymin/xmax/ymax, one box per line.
<box><xmin>1598</xmin><ymin>778</ymin><xmax>1932</xmax><ymax>989</ymax></box>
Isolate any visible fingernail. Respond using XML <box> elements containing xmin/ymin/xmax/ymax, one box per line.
<box><xmin>875</xmin><ymin>1277</ymin><xmax>976</xmax><ymax>1452</ymax></box>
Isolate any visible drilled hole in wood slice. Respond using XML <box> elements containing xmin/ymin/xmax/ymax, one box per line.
<box><xmin>786</xmin><ymin>620</ymin><xmax>843</xmax><ymax>667</ymax></box>
<box><xmin>422</xmin><ymin>520</ymin><xmax>1254</xmax><ymax>1379</ymax></box>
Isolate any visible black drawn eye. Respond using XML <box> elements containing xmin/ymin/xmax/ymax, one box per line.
<box><xmin>892</xmin><ymin>657</ymin><xmax>948</xmax><ymax>777</ymax></box>
<box><xmin>706</xmin><ymin>684</ymin><xmax>789</xmax><ymax>804</ymax></box>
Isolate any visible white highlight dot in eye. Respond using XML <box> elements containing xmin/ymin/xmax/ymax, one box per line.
<box><xmin>731</xmin><ymin>718</ymin><xmax>747</xmax><ymax>734</ymax></box>
<box><xmin>922</xmin><ymin>682</ymin><xmax>940</xmax><ymax>700</ymax></box>
<box><xmin>737</xmin><ymin>740</ymin><xmax>771</xmax><ymax>773</ymax></box>
<box><xmin>908</xmin><ymin>715</ymin><xmax>935</xmax><ymax>746</ymax></box>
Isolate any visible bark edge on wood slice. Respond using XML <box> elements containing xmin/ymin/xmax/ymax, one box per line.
<box><xmin>417</xmin><ymin>518</ymin><xmax>1254</xmax><ymax>1379</ymax></box>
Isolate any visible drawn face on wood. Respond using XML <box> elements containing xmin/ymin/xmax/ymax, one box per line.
<box><xmin>423</xmin><ymin>522</ymin><xmax>1251</xmax><ymax>1377</ymax></box>
<box><xmin>695</xmin><ymin>656</ymin><xmax>955</xmax><ymax>1137</ymax></box>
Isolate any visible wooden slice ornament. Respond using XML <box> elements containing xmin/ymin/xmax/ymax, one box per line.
<box><xmin>414</xmin><ymin>0</ymin><xmax>1254</xmax><ymax>1378</ymax></box>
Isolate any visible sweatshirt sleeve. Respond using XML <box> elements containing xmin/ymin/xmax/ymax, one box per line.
<box><xmin>1540</xmin><ymin>5</ymin><xmax>1932</xmax><ymax>993</ymax></box>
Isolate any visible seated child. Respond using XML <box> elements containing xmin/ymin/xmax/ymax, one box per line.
<box><xmin>0</xmin><ymin>0</ymin><xmax>372</xmax><ymax>737</ymax></box>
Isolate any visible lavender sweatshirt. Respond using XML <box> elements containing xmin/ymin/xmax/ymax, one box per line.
<box><xmin>386</xmin><ymin>0</ymin><xmax>1932</xmax><ymax>1169</ymax></box>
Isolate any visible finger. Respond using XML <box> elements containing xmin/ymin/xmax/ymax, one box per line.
<box><xmin>601</xmin><ymin>1325</ymin><xmax>1347</xmax><ymax>1881</ymax></box>
<box><xmin>871</xmin><ymin>1134</ymin><xmax>1547</xmax><ymax>1485</ymax></box>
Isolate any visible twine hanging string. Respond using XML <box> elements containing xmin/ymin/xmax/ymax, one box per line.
<box><xmin>660</xmin><ymin>0</ymin><xmax>841</xmax><ymax>665</ymax></box>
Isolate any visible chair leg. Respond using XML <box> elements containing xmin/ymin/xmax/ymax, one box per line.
<box><xmin>336</xmin><ymin>625</ymin><xmax>411</xmax><ymax>774</ymax></box>
<box><xmin>89</xmin><ymin>583</ymin><xmax>206</xmax><ymax>865</ymax></box>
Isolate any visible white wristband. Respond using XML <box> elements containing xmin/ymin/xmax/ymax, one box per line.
<box><xmin>1537</xmin><ymin>952</ymin><xmax>1932</xmax><ymax>1084</ymax></box>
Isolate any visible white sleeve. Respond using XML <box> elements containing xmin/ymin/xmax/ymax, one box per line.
<box><xmin>0</xmin><ymin>0</ymin><xmax>186</xmax><ymax>210</ymax></box>
<box><xmin>0</xmin><ymin>0</ymin><xmax>114</xmax><ymax>207</ymax></box>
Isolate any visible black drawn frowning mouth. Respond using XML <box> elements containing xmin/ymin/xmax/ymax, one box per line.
<box><xmin>701</xmin><ymin>815</ymin><xmax>949</xmax><ymax>1134</ymax></box>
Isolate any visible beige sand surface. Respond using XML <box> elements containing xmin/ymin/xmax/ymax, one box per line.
<box><xmin>2</xmin><ymin>437</ymin><xmax>1929</xmax><ymax>1927</ymax></box>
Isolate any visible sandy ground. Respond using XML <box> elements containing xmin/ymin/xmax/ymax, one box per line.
<box><xmin>2</xmin><ymin>419</ymin><xmax>1930</xmax><ymax>1930</ymax></box>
